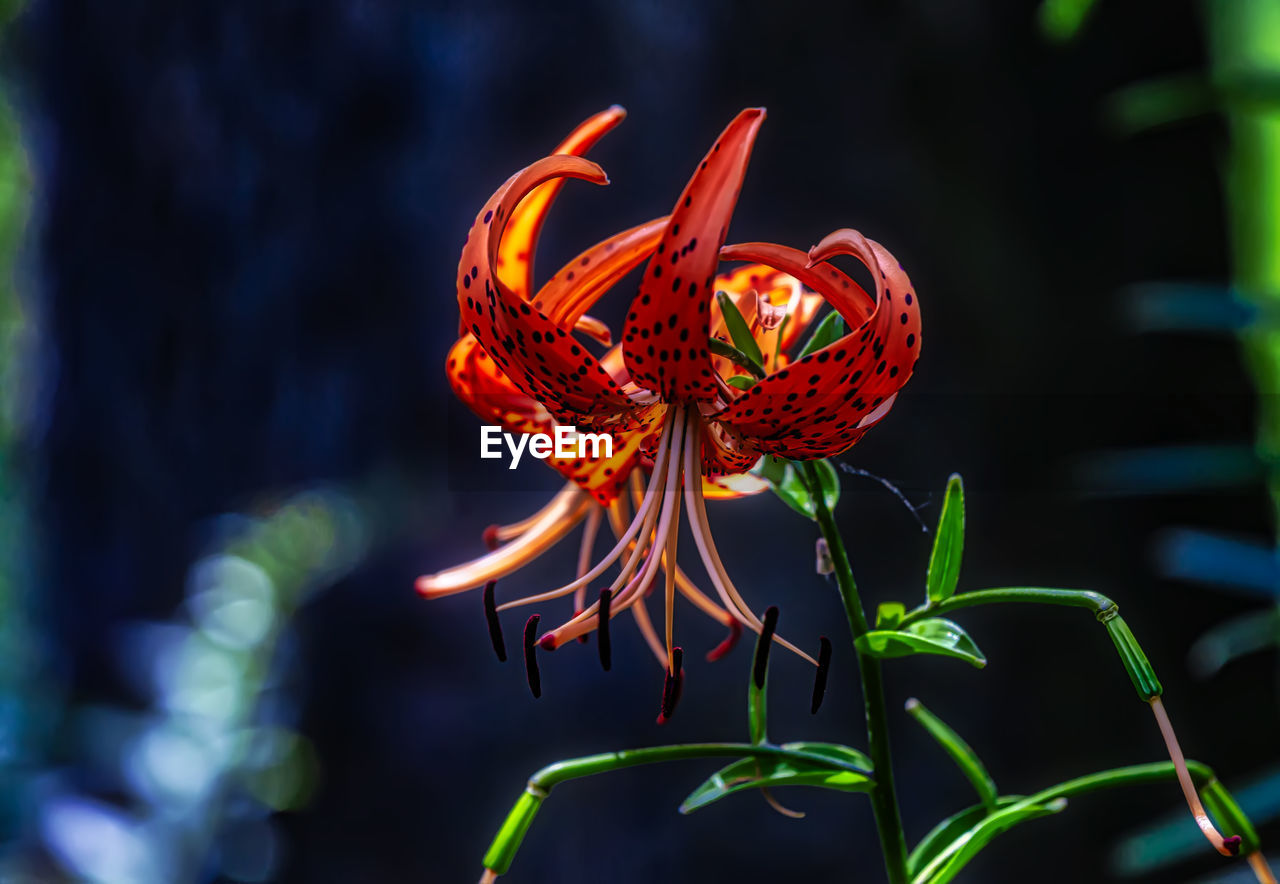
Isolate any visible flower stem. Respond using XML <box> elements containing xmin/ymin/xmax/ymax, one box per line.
<box><xmin>801</xmin><ymin>460</ymin><xmax>909</xmax><ymax>884</ymax></box>
<box><xmin>481</xmin><ymin>741</ymin><xmax>872</xmax><ymax>878</ymax></box>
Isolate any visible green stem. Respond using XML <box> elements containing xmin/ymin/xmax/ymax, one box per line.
<box><xmin>897</xmin><ymin>587</ymin><xmax>1163</xmax><ymax>701</ymax></box>
<box><xmin>482</xmin><ymin>742</ymin><xmax>873</xmax><ymax>875</ymax></box>
<box><xmin>802</xmin><ymin>460</ymin><xmax>910</xmax><ymax>884</ymax></box>
<box><xmin>527</xmin><ymin>742</ymin><xmax>870</xmax><ymax>790</ymax></box>
<box><xmin>898</xmin><ymin>586</ymin><xmax>1114</xmax><ymax>626</ymax></box>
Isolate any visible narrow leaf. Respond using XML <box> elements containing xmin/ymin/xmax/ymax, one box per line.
<box><xmin>725</xmin><ymin>374</ymin><xmax>756</xmax><ymax>390</ymax></box>
<box><xmin>779</xmin><ymin>741</ymin><xmax>873</xmax><ymax>771</ymax></box>
<box><xmin>716</xmin><ymin>290</ymin><xmax>765</xmax><ymax>367</ymax></box>
<box><xmin>679</xmin><ymin>745</ymin><xmax>874</xmax><ymax>814</ymax></box>
<box><xmin>913</xmin><ymin>797</ymin><xmax>1067</xmax><ymax>884</ymax></box>
<box><xmin>855</xmin><ymin>619</ymin><xmax>986</xmax><ymax>669</ymax></box>
<box><xmin>905</xmin><ymin>698</ymin><xmax>998</xmax><ymax>809</ymax></box>
<box><xmin>708</xmin><ymin>336</ymin><xmax>765</xmax><ymax>378</ymax></box>
<box><xmin>907</xmin><ymin>797</ymin><xmax>1024</xmax><ymax>879</ymax></box>
<box><xmin>797</xmin><ymin>310</ymin><xmax>846</xmax><ymax>359</ymax></box>
<box><xmin>926</xmin><ymin>474</ymin><xmax>965</xmax><ymax>603</ymax></box>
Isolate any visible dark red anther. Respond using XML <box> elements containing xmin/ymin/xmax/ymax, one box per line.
<box><xmin>811</xmin><ymin>636</ymin><xmax>832</xmax><ymax>714</ymax></box>
<box><xmin>657</xmin><ymin>647</ymin><xmax>684</xmax><ymax>724</ymax></box>
<box><xmin>705</xmin><ymin>618</ymin><xmax>742</xmax><ymax>662</ymax></box>
<box><xmin>1224</xmin><ymin>836</ymin><xmax>1242</xmax><ymax>856</ymax></box>
<box><xmin>523</xmin><ymin>615</ymin><xmax>542</xmax><ymax>699</ymax></box>
<box><xmin>597</xmin><ymin>588</ymin><xmax>613</xmax><ymax>672</ymax></box>
<box><xmin>482</xmin><ymin>581</ymin><xmax>506</xmax><ymax>663</ymax></box>
<box><xmin>753</xmin><ymin>606</ymin><xmax>780</xmax><ymax>690</ymax></box>
<box><xmin>483</xmin><ymin>525</ymin><xmax>501</xmax><ymax>551</ymax></box>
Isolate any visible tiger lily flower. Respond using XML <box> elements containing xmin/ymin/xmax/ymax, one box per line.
<box><xmin>418</xmin><ymin>106</ymin><xmax>921</xmax><ymax>717</ymax></box>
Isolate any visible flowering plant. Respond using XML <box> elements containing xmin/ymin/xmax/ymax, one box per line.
<box><xmin>419</xmin><ymin>107</ymin><xmax>1274</xmax><ymax>884</ymax></box>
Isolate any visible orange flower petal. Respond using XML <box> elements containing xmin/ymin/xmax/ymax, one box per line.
<box><xmin>534</xmin><ymin>216</ymin><xmax>668</xmax><ymax>326</ymax></box>
<box><xmin>458</xmin><ymin>153</ymin><xmax>635</xmax><ymax>424</ymax></box>
<box><xmin>496</xmin><ymin>106</ymin><xmax>627</xmax><ymax>302</ymax></box>
<box><xmin>701</xmin><ymin>472</ymin><xmax>770</xmax><ymax>499</ymax></box>
<box><xmin>446</xmin><ymin>334</ymin><xmax>551</xmax><ymax>438</ymax></box>
<box><xmin>714</xmin><ymin>233</ymin><xmax>920</xmax><ymax>459</ymax></box>
<box><xmin>622</xmin><ymin>108</ymin><xmax>766</xmax><ymax>402</ymax></box>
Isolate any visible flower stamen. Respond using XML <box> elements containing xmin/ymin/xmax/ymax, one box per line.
<box><xmin>539</xmin><ymin>407</ymin><xmax>687</xmax><ymax>646</ymax></box>
<box><xmin>597</xmin><ymin>588</ymin><xmax>612</xmax><ymax>671</ymax></box>
<box><xmin>523</xmin><ymin>614</ymin><xmax>542</xmax><ymax>699</ymax></box>
<box><xmin>483</xmin><ymin>581</ymin><xmax>506</xmax><ymax>663</ymax></box>
<box><xmin>630</xmin><ymin>594</ymin><xmax>671</xmax><ymax>667</ymax></box>
<box><xmin>573</xmin><ymin>505</ymin><xmax>604</xmax><ymax>642</ymax></box>
<box><xmin>657</xmin><ymin>646</ymin><xmax>684</xmax><ymax>724</ymax></box>
<box><xmin>1149</xmin><ymin>696</ymin><xmax>1236</xmax><ymax>856</ymax></box>
<box><xmin>417</xmin><ymin>483</ymin><xmax>591</xmax><ymax>598</ymax></box>
<box><xmin>753</xmin><ymin>605</ymin><xmax>780</xmax><ymax>689</ymax></box>
<box><xmin>496</xmin><ymin>408</ymin><xmax>678</xmax><ymax>613</ymax></box>
<box><xmin>682</xmin><ymin>411</ymin><xmax>817</xmax><ymax>665</ymax></box>
<box><xmin>1248</xmin><ymin>851</ymin><xmax>1278</xmax><ymax>884</ymax></box>
<box><xmin>624</xmin><ymin>476</ymin><xmax>742</xmax><ymax>658</ymax></box>
<box><xmin>663</xmin><ymin>466</ymin><xmax>682</xmax><ymax>672</ymax></box>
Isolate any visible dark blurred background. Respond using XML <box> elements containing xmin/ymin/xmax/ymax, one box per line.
<box><xmin>0</xmin><ymin>0</ymin><xmax>1275</xmax><ymax>881</ymax></box>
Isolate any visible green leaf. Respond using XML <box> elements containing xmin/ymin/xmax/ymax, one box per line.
<box><xmin>855</xmin><ymin>619</ymin><xmax>986</xmax><ymax>669</ymax></box>
<box><xmin>905</xmin><ymin>699</ymin><xmax>998</xmax><ymax>809</ymax></box>
<box><xmin>876</xmin><ymin>602</ymin><xmax>905</xmax><ymax>629</ymax></box>
<box><xmin>679</xmin><ymin>744</ymin><xmax>874</xmax><ymax>815</ymax></box>
<box><xmin>926</xmin><ymin>474</ymin><xmax>965</xmax><ymax>603</ymax></box>
<box><xmin>725</xmin><ymin>374</ymin><xmax>757</xmax><ymax>390</ymax></box>
<box><xmin>913</xmin><ymin>796</ymin><xmax>1067</xmax><ymax>883</ymax></box>
<box><xmin>755</xmin><ymin>454</ymin><xmax>788</xmax><ymax>484</ymax></box>
<box><xmin>708</xmin><ymin>337</ymin><xmax>765</xmax><ymax>378</ymax></box>
<box><xmin>797</xmin><ymin>310</ymin><xmax>846</xmax><ymax>359</ymax></box>
<box><xmin>779</xmin><ymin>741</ymin><xmax>873</xmax><ymax>771</ymax></box>
<box><xmin>907</xmin><ymin>797</ymin><xmax>1024</xmax><ymax>879</ymax></box>
<box><xmin>715</xmin><ymin>291</ymin><xmax>765</xmax><ymax>367</ymax></box>
<box><xmin>761</xmin><ymin>458</ymin><xmax>841</xmax><ymax>521</ymax></box>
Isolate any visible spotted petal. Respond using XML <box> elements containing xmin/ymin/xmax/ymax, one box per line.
<box><xmin>622</xmin><ymin>108</ymin><xmax>766</xmax><ymax>403</ymax></box>
<box><xmin>714</xmin><ymin>233</ymin><xmax>921</xmax><ymax>459</ymax></box>
<box><xmin>458</xmin><ymin>154</ymin><xmax>638</xmax><ymax>427</ymax></box>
